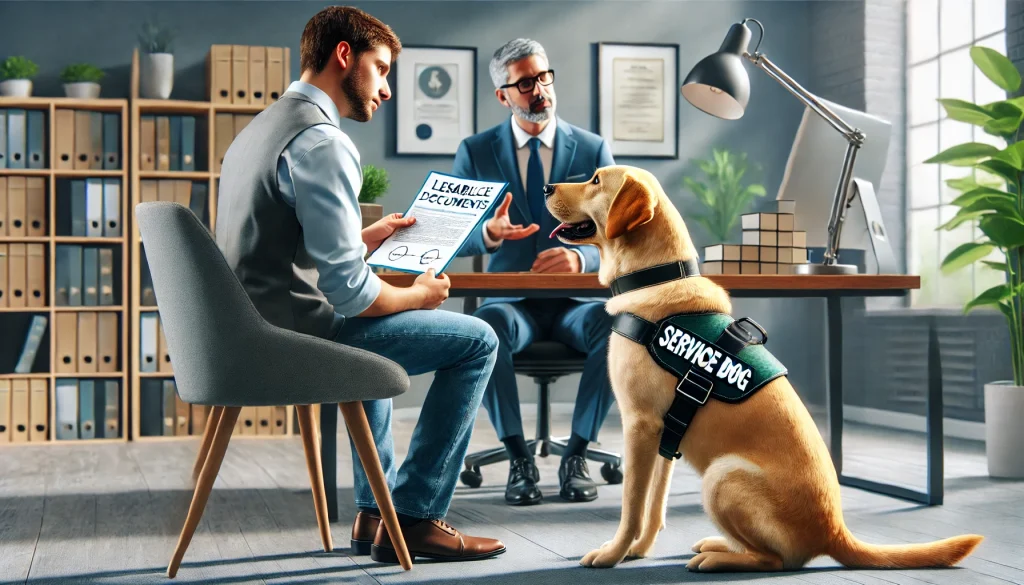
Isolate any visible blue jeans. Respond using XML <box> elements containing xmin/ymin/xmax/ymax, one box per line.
<box><xmin>473</xmin><ymin>298</ymin><xmax>616</xmax><ymax>443</ymax></box>
<box><xmin>331</xmin><ymin>309</ymin><xmax>498</xmax><ymax>519</ymax></box>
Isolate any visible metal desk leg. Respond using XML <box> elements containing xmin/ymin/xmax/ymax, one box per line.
<box><xmin>320</xmin><ymin>403</ymin><xmax>339</xmax><ymax>522</ymax></box>
<box><xmin>831</xmin><ymin>298</ymin><xmax>944</xmax><ymax>505</ymax></box>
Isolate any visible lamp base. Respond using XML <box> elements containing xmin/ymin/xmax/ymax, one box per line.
<box><xmin>794</xmin><ymin>262</ymin><xmax>859</xmax><ymax>275</ymax></box>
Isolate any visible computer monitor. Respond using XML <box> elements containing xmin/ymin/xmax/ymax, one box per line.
<box><xmin>775</xmin><ymin>97</ymin><xmax>895</xmax><ymax>272</ymax></box>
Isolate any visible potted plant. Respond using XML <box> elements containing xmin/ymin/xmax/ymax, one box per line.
<box><xmin>61</xmin><ymin>63</ymin><xmax>105</xmax><ymax>99</ymax></box>
<box><xmin>682</xmin><ymin>147</ymin><xmax>766</xmax><ymax>245</ymax></box>
<box><xmin>359</xmin><ymin>164</ymin><xmax>389</xmax><ymax>230</ymax></box>
<box><xmin>0</xmin><ymin>56</ymin><xmax>38</xmax><ymax>97</ymax></box>
<box><xmin>138</xmin><ymin>20</ymin><xmax>175</xmax><ymax>99</ymax></box>
<box><xmin>925</xmin><ymin>45</ymin><xmax>1024</xmax><ymax>478</ymax></box>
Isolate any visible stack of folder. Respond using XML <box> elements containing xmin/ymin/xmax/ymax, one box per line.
<box><xmin>139</xmin><ymin>378</ymin><xmax>209</xmax><ymax>437</ymax></box>
<box><xmin>51</xmin><ymin>108</ymin><xmax>121</xmax><ymax>171</ymax></box>
<box><xmin>54</xmin><ymin>311</ymin><xmax>120</xmax><ymax>373</ymax></box>
<box><xmin>0</xmin><ymin>108</ymin><xmax>47</xmax><ymax>169</ymax></box>
<box><xmin>207</xmin><ymin>45</ymin><xmax>291</xmax><ymax>104</ymax></box>
<box><xmin>702</xmin><ymin>200</ymin><xmax>809</xmax><ymax>274</ymax></box>
<box><xmin>213</xmin><ymin>113</ymin><xmax>255</xmax><ymax>172</ymax></box>
<box><xmin>0</xmin><ymin>243</ymin><xmax>46</xmax><ymax>308</ymax></box>
<box><xmin>54</xmin><ymin>245</ymin><xmax>117</xmax><ymax>307</ymax></box>
<box><xmin>56</xmin><ymin>177</ymin><xmax>122</xmax><ymax>238</ymax></box>
<box><xmin>138</xmin><ymin>115</ymin><xmax>199</xmax><ymax>172</ymax></box>
<box><xmin>53</xmin><ymin>379</ymin><xmax>121</xmax><ymax>440</ymax></box>
<box><xmin>0</xmin><ymin>378</ymin><xmax>51</xmax><ymax>443</ymax></box>
<box><xmin>1</xmin><ymin>176</ymin><xmax>48</xmax><ymax>237</ymax></box>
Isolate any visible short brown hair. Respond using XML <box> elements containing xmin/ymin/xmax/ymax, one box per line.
<box><xmin>300</xmin><ymin>6</ymin><xmax>402</xmax><ymax>74</ymax></box>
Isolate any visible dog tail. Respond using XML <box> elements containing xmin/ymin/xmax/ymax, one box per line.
<box><xmin>828</xmin><ymin>528</ymin><xmax>983</xmax><ymax>569</ymax></box>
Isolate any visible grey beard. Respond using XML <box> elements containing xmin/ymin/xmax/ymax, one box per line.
<box><xmin>509</xmin><ymin>94</ymin><xmax>555</xmax><ymax>123</ymax></box>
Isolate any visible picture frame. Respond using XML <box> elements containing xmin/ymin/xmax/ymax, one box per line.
<box><xmin>394</xmin><ymin>45</ymin><xmax>477</xmax><ymax>156</ymax></box>
<box><xmin>596</xmin><ymin>42</ymin><xmax>679</xmax><ymax>159</ymax></box>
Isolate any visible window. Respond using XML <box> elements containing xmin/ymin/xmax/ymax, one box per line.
<box><xmin>906</xmin><ymin>0</ymin><xmax>1007</xmax><ymax>308</ymax></box>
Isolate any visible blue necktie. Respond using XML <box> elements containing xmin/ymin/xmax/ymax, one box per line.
<box><xmin>527</xmin><ymin>137</ymin><xmax>545</xmax><ymax>223</ymax></box>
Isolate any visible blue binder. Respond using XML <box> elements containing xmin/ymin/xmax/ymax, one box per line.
<box><xmin>102</xmin><ymin>113</ymin><xmax>120</xmax><ymax>170</ymax></box>
<box><xmin>26</xmin><ymin>110</ymin><xmax>45</xmax><ymax>169</ymax></box>
<box><xmin>6</xmin><ymin>109</ymin><xmax>26</xmax><ymax>169</ymax></box>
<box><xmin>181</xmin><ymin>116</ymin><xmax>196</xmax><ymax>171</ymax></box>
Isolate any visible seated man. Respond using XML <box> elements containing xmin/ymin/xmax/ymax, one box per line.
<box><xmin>215</xmin><ymin>6</ymin><xmax>505</xmax><ymax>563</ymax></box>
<box><xmin>453</xmin><ymin>38</ymin><xmax>617</xmax><ymax>505</ymax></box>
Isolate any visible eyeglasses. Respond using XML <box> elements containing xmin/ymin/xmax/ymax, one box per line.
<box><xmin>501</xmin><ymin>69</ymin><xmax>555</xmax><ymax>94</ymax></box>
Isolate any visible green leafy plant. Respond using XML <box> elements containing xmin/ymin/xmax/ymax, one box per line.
<box><xmin>925</xmin><ymin>45</ymin><xmax>1024</xmax><ymax>386</ymax></box>
<box><xmin>138</xmin><ymin>21</ymin><xmax>174</xmax><ymax>54</ymax></box>
<box><xmin>1</xmin><ymin>56</ymin><xmax>38</xmax><ymax>81</ymax></box>
<box><xmin>359</xmin><ymin>164</ymin><xmax>390</xmax><ymax>204</ymax></box>
<box><xmin>60</xmin><ymin>63</ymin><xmax>105</xmax><ymax>84</ymax></box>
<box><xmin>682</xmin><ymin>147</ymin><xmax>767</xmax><ymax>244</ymax></box>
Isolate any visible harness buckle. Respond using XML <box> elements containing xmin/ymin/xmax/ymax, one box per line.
<box><xmin>720</xmin><ymin>317</ymin><xmax>768</xmax><ymax>351</ymax></box>
<box><xmin>677</xmin><ymin>369</ymin><xmax>713</xmax><ymax>405</ymax></box>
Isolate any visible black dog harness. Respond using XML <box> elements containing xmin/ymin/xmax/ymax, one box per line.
<box><xmin>609</xmin><ymin>260</ymin><xmax>788</xmax><ymax>460</ymax></box>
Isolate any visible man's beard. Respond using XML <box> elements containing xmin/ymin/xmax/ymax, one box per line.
<box><xmin>342</xmin><ymin>70</ymin><xmax>373</xmax><ymax>122</ymax></box>
<box><xmin>510</xmin><ymin>91</ymin><xmax>556</xmax><ymax>123</ymax></box>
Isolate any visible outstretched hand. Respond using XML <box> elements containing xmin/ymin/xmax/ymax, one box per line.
<box><xmin>485</xmin><ymin>193</ymin><xmax>540</xmax><ymax>243</ymax></box>
<box><xmin>363</xmin><ymin>212</ymin><xmax>416</xmax><ymax>251</ymax></box>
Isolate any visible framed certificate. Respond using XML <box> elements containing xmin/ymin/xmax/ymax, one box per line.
<box><xmin>597</xmin><ymin>42</ymin><xmax>679</xmax><ymax>159</ymax></box>
<box><xmin>394</xmin><ymin>45</ymin><xmax>477</xmax><ymax>156</ymax></box>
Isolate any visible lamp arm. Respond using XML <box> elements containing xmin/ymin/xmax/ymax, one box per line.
<box><xmin>746</xmin><ymin>51</ymin><xmax>865</xmax><ymax>267</ymax></box>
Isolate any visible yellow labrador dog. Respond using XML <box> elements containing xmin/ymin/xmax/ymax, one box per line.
<box><xmin>545</xmin><ymin>165</ymin><xmax>983</xmax><ymax>572</ymax></box>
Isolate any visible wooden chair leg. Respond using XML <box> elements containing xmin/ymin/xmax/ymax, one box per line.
<box><xmin>296</xmin><ymin>404</ymin><xmax>333</xmax><ymax>552</ymax></box>
<box><xmin>191</xmin><ymin>406</ymin><xmax>225</xmax><ymax>484</ymax></box>
<box><xmin>339</xmin><ymin>401</ymin><xmax>413</xmax><ymax>571</ymax></box>
<box><xmin>167</xmin><ymin>406</ymin><xmax>241</xmax><ymax>579</ymax></box>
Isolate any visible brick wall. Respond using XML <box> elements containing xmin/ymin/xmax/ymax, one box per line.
<box><xmin>1010</xmin><ymin>0</ymin><xmax>1024</xmax><ymax>85</ymax></box>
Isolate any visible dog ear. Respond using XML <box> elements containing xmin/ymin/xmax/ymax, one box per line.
<box><xmin>605</xmin><ymin>170</ymin><xmax>657</xmax><ymax>240</ymax></box>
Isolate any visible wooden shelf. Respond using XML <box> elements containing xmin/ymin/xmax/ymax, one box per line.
<box><xmin>0</xmin><ymin>95</ymin><xmax>130</xmax><ymax>447</ymax></box>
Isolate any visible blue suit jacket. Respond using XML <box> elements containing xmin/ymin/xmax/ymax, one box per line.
<box><xmin>453</xmin><ymin>116</ymin><xmax>614</xmax><ymax>304</ymax></box>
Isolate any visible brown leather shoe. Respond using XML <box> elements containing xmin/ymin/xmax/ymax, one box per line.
<box><xmin>351</xmin><ymin>511</ymin><xmax>381</xmax><ymax>555</ymax></box>
<box><xmin>370</xmin><ymin>517</ymin><xmax>506</xmax><ymax>563</ymax></box>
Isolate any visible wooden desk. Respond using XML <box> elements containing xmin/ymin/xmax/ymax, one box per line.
<box><xmin>319</xmin><ymin>273</ymin><xmax>943</xmax><ymax>524</ymax></box>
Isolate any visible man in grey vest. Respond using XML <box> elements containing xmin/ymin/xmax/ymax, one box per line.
<box><xmin>216</xmin><ymin>6</ymin><xmax>506</xmax><ymax>564</ymax></box>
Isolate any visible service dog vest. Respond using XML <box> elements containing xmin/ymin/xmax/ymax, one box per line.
<box><xmin>608</xmin><ymin>260</ymin><xmax>788</xmax><ymax>461</ymax></box>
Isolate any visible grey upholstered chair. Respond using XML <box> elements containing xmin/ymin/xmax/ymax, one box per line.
<box><xmin>134</xmin><ymin>201</ymin><xmax>414</xmax><ymax>576</ymax></box>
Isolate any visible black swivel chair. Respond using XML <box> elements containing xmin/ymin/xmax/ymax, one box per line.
<box><xmin>457</xmin><ymin>255</ymin><xmax>623</xmax><ymax>489</ymax></box>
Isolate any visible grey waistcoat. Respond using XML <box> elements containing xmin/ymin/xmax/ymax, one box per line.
<box><xmin>215</xmin><ymin>91</ymin><xmax>342</xmax><ymax>340</ymax></box>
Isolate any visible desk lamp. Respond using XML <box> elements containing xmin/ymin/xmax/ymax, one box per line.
<box><xmin>681</xmin><ymin>18</ymin><xmax>894</xmax><ymax>275</ymax></box>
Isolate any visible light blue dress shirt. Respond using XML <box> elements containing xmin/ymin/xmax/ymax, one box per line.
<box><xmin>276</xmin><ymin>81</ymin><xmax>382</xmax><ymax>318</ymax></box>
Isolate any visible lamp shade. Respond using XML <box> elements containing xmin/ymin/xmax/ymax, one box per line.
<box><xmin>681</xmin><ymin>22</ymin><xmax>753</xmax><ymax>120</ymax></box>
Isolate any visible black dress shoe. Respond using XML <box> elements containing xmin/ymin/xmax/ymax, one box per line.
<box><xmin>505</xmin><ymin>457</ymin><xmax>542</xmax><ymax>505</ymax></box>
<box><xmin>558</xmin><ymin>455</ymin><xmax>598</xmax><ymax>502</ymax></box>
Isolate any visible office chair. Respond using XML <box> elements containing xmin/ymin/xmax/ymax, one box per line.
<box><xmin>135</xmin><ymin>202</ymin><xmax>414</xmax><ymax>575</ymax></box>
<box><xmin>457</xmin><ymin>255</ymin><xmax>623</xmax><ymax>489</ymax></box>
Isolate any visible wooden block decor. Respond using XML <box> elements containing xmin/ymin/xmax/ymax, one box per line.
<box><xmin>701</xmin><ymin>199</ymin><xmax>809</xmax><ymax>275</ymax></box>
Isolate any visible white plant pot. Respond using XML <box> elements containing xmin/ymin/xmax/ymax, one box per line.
<box><xmin>64</xmin><ymin>81</ymin><xmax>101</xmax><ymax>99</ymax></box>
<box><xmin>140</xmin><ymin>52</ymin><xmax>174</xmax><ymax>99</ymax></box>
<box><xmin>0</xmin><ymin>79</ymin><xmax>32</xmax><ymax>97</ymax></box>
<box><xmin>984</xmin><ymin>381</ymin><xmax>1024</xmax><ymax>478</ymax></box>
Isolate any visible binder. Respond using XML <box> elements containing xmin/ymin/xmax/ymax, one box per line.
<box><xmin>162</xmin><ymin>380</ymin><xmax>176</xmax><ymax>436</ymax></box>
<box><xmin>99</xmin><ymin>248</ymin><xmax>114</xmax><ymax>306</ymax></box>
<box><xmin>249</xmin><ymin>46</ymin><xmax>266</xmax><ymax>104</ymax></box>
<box><xmin>175</xmin><ymin>394</ymin><xmax>190</xmax><ymax>436</ymax></box>
<box><xmin>256</xmin><ymin>406</ymin><xmax>273</xmax><ymax>435</ymax></box>
<box><xmin>0</xmin><ymin>109</ymin><xmax>6</xmax><ymax>168</ymax></box>
<box><xmin>0</xmin><ymin>243</ymin><xmax>6</xmax><ymax>308</ymax></box>
<box><xmin>7</xmin><ymin>175</ymin><xmax>26</xmax><ymax>237</ymax></box>
<box><xmin>140</xmin><ymin>312</ymin><xmax>158</xmax><ymax>372</ymax></box>
<box><xmin>284</xmin><ymin>46</ymin><xmax>291</xmax><ymax>89</ymax></box>
<box><xmin>157</xmin><ymin>316</ymin><xmax>172</xmax><ymax>372</ymax></box>
<box><xmin>168</xmin><ymin>115</ymin><xmax>181</xmax><ymax>171</ymax></box>
<box><xmin>55</xmin><ymin>380</ymin><xmax>78</xmax><ymax>440</ymax></box>
<box><xmin>214</xmin><ymin>113</ymin><xmax>234</xmax><ymax>172</ymax></box>
<box><xmin>74</xmin><ymin>110</ymin><xmax>92</xmax><ymax>169</ymax></box>
<box><xmin>26</xmin><ymin>109</ymin><xmax>45</xmax><ymax>169</ymax></box>
<box><xmin>11</xmin><ymin>379</ymin><xmax>29</xmax><ymax>443</ymax></box>
<box><xmin>7</xmin><ymin>243</ymin><xmax>26</xmax><ymax>308</ymax></box>
<box><xmin>156</xmin><ymin>116</ymin><xmax>171</xmax><ymax>171</ymax></box>
<box><xmin>25</xmin><ymin>176</ymin><xmax>45</xmax><ymax>237</ymax></box>
<box><xmin>240</xmin><ymin>406</ymin><xmax>257</xmax><ymax>435</ymax></box>
<box><xmin>0</xmin><ymin>380</ymin><xmax>9</xmax><ymax>442</ymax></box>
<box><xmin>70</xmin><ymin>179</ymin><xmax>87</xmax><ymax>236</ymax></box>
<box><xmin>231</xmin><ymin>45</ymin><xmax>250</xmax><ymax>103</ymax></box>
<box><xmin>181</xmin><ymin>116</ymin><xmax>196</xmax><ymax>171</ymax></box>
<box><xmin>191</xmin><ymin>404</ymin><xmax>208</xmax><ymax>436</ymax></box>
<box><xmin>79</xmin><ymin>379</ymin><xmax>96</xmax><ymax>439</ymax></box>
<box><xmin>102</xmin><ymin>112</ymin><xmax>120</xmax><ymax>169</ymax></box>
<box><xmin>54</xmin><ymin>108</ymin><xmax>75</xmax><ymax>169</ymax></box>
<box><xmin>97</xmin><ymin>311</ymin><xmax>118</xmax><ymax>372</ymax></box>
<box><xmin>272</xmin><ymin>406</ymin><xmax>287</xmax><ymax>435</ymax></box>
<box><xmin>0</xmin><ymin>176</ymin><xmax>6</xmax><ymax>234</ymax></box>
<box><xmin>102</xmin><ymin>178</ymin><xmax>121</xmax><ymax>237</ymax></box>
<box><xmin>208</xmin><ymin>44</ymin><xmax>233</xmax><ymax>103</ymax></box>
<box><xmin>140</xmin><ymin>247</ymin><xmax>156</xmax><ymax>306</ymax></box>
<box><xmin>6</xmin><ymin>109</ymin><xmax>26</xmax><ymax>169</ymax></box>
<box><xmin>78</xmin><ymin>311</ymin><xmax>98</xmax><ymax>373</ymax></box>
<box><xmin>55</xmin><ymin>311</ymin><xmax>77</xmax><ymax>373</ymax></box>
<box><xmin>189</xmin><ymin>182</ymin><xmax>208</xmax><ymax>227</ymax></box>
<box><xmin>89</xmin><ymin>111</ymin><xmax>103</xmax><ymax>170</ymax></box>
<box><xmin>102</xmin><ymin>380</ymin><xmax>119</xmax><ymax>438</ymax></box>
<box><xmin>140</xmin><ymin>179</ymin><xmax>158</xmax><ymax>204</ymax></box>
<box><xmin>173</xmin><ymin>180</ymin><xmax>191</xmax><ymax>207</ymax></box>
<box><xmin>84</xmin><ymin>175</ymin><xmax>102</xmax><ymax>236</ymax></box>
<box><xmin>266</xmin><ymin>47</ymin><xmax>284</xmax><ymax>101</ymax></box>
<box><xmin>29</xmin><ymin>378</ymin><xmax>48</xmax><ymax>442</ymax></box>
<box><xmin>83</xmin><ymin>247</ymin><xmax>98</xmax><ymax>306</ymax></box>
<box><xmin>67</xmin><ymin>244</ymin><xmax>82</xmax><ymax>306</ymax></box>
<box><xmin>14</xmin><ymin>314</ymin><xmax>47</xmax><ymax>373</ymax></box>
<box><xmin>25</xmin><ymin>243</ymin><xmax>44</xmax><ymax>307</ymax></box>
<box><xmin>233</xmin><ymin>114</ymin><xmax>253</xmax><ymax>138</ymax></box>
<box><xmin>54</xmin><ymin>244</ymin><xmax>68</xmax><ymax>305</ymax></box>
<box><xmin>140</xmin><ymin>115</ymin><xmax>156</xmax><ymax>171</ymax></box>
<box><xmin>140</xmin><ymin>379</ymin><xmax>163</xmax><ymax>436</ymax></box>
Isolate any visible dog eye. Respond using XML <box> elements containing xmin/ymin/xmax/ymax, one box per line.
<box><xmin>592</xmin><ymin>175</ymin><xmax>600</xmax><ymax>185</ymax></box>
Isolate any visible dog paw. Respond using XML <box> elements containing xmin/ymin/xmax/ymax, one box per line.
<box><xmin>691</xmin><ymin>536</ymin><xmax>732</xmax><ymax>554</ymax></box>
<box><xmin>627</xmin><ymin>539</ymin><xmax>655</xmax><ymax>559</ymax></box>
<box><xmin>581</xmin><ymin>542</ymin><xmax>628</xmax><ymax>568</ymax></box>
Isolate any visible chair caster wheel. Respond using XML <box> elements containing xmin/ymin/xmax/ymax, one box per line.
<box><xmin>601</xmin><ymin>462</ymin><xmax>623</xmax><ymax>484</ymax></box>
<box><xmin>460</xmin><ymin>466</ymin><xmax>483</xmax><ymax>488</ymax></box>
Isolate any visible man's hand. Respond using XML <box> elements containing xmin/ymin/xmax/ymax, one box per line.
<box><xmin>531</xmin><ymin>247</ymin><xmax>581</xmax><ymax>273</ymax></box>
<box><xmin>363</xmin><ymin>212</ymin><xmax>415</xmax><ymax>251</ymax></box>
<box><xmin>485</xmin><ymin>193</ymin><xmax>540</xmax><ymax>243</ymax></box>
<box><xmin>413</xmin><ymin>268</ymin><xmax>450</xmax><ymax>309</ymax></box>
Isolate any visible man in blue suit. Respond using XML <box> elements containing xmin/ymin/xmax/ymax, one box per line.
<box><xmin>453</xmin><ymin>38</ymin><xmax>616</xmax><ymax>506</ymax></box>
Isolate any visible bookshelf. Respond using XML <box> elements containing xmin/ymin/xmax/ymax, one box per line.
<box><xmin>0</xmin><ymin>96</ymin><xmax>130</xmax><ymax>446</ymax></box>
<box><xmin>127</xmin><ymin>47</ymin><xmax>296</xmax><ymax>441</ymax></box>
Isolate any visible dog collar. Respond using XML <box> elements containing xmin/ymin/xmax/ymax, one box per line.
<box><xmin>609</xmin><ymin>259</ymin><xmax>701</xmax><ymax>296</ymax></box>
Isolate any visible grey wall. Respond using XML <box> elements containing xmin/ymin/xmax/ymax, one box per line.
<box><xmin>1</xmin><ymin>1</ymin><xmax>910</xmax><ymax>427</ymax></box>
